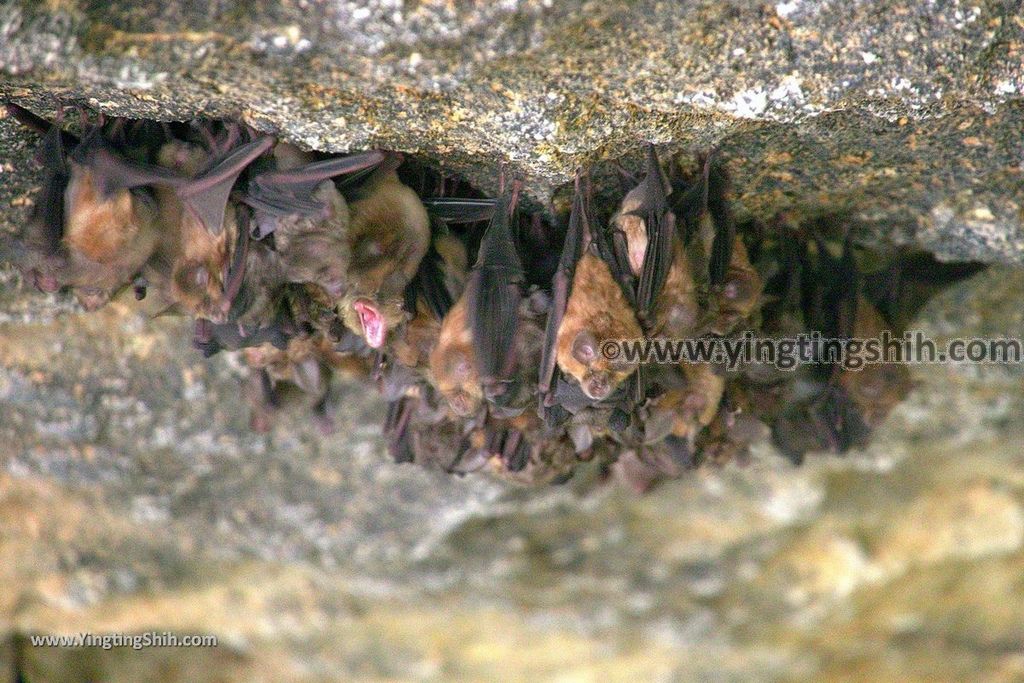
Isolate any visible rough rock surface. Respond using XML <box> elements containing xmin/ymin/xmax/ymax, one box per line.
<box><xmin>1</xmin><ymin>0</ymin><xmax>1022</xmax><ymax>260</ymax></box>
<box><xmin>1</xmin><ymin>1</ymin><xmax>1024</xmax><ymax>681</ymax></box>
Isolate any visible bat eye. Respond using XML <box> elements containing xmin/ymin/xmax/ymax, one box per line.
<box><xmin>571</xmin><ymin>332</ymin><xmax>597</xmax><ymax>364</ymax></box>
<box><xmin>724</xmin><ymin>274</ymin><xmax>752</xmax><ymax>301</ymax></box>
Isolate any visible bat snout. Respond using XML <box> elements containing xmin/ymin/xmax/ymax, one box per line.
<box><xmin>447</xmin><ymin>391</ymin><xmax>478</xmax><ymax>417</ymax></box>
<box><xmin>31</xmin><ymin>269</ymin><xmax>62</xmax><ymax>293</ymax></box>
<box><xmin>582</xmin><ymin>372</ymin><xmax>612</xmax><ymax>401</ymax></box>
<box><xmin>353</xmin><ymin>298</ymin><xmax>387</xmax><ymax>348</ymax></box>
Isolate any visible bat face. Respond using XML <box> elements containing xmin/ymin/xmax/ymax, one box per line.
<box><xmin>704</xmin><ymin>236</ymin><xmax>762</xmax><ymax>335</ymax></box>
<box><xmin>555</xmin><ymin>250</ymin><xmax>642</xmax><ymax>401</ymax></box>
<box><xmin>272</xmin><ymin>181</ymin><xmax>351</xmax><ymax>299</ymax></box>
<box><xmin>165</xmin><ymin>201</ymin><xmax>236</xmax><ymax>323</ymax></box>
<box><xmin>644</xmin><ymin>363</ymin><xmax>725</xmax><ymax>444</ymax></box>
<box><xmin>428</xmin><ymin>295</ymin><xmax>483</xmax><ymax>417</ymax></box>
<box><xmin>342</xmin><ymin>170</ymin><xmax>430</xmax><ymax>348</ymax></box>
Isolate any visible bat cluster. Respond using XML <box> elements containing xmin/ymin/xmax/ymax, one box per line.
<box><xmin>2</xmin><ymin>103</ymin><xmax>983</xmax><ymax>491</ymax></box>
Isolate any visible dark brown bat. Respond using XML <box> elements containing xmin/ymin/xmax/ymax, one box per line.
<box><xmin>861</xmin><ymin>249</ymin><xmax>986</xmax><ymax>330</ymax></box>
<box><xmin>427</xmin><ymin>188</ymin><xmax>533</xmax><ymax>416</ymax></box>
<box><xmin>464</xmin><ymin>191</ymin><xmax>526</xmax><ymax>398</ymax></box>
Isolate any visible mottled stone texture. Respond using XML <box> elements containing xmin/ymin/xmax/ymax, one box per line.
<box><xmin>1</xmin><ymin>1</ymin><xmax>1024</xmax><ymax>681</ymax></box>
<box><xmin>0</xmin><ymin>0</ymin><xmax>1022</xmax><ymax>259</ymax></box>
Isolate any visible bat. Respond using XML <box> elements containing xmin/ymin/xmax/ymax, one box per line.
<box><xmin>479</xmin><ymin>411</ymin><xmax>578</xmax><ymax>485</ymax></box>
<box><xmin>391</xmin><ymin>221</ymin><xmax>469</xmax><ymax>372</ymax></box>
<box><xmin>770</xmin><ymin>234</ymin><xmax>909</xmax><ymax>461</ymax></box>
<box><xmin>464</xmin><ymin>190</ymin><xmax>526</xmax><ymax>401</ymax></box>
<box><xmin>860</xmin><ymin>249</ymin><xmax>985</xmax><ymax>330</ymax></box>
<box><xmin>152</xmin><ymin>133</ymin><xmax>274</xmax><ymax>322</ymax></box>
<box><xmin>428</xmin><ymin>186</ymin><xmax>531</xmax><ymax>417</ymax></box>
<box><xmin>4</xmin><ymin>104</ymin><xmax>179</xmax><ymax>310</ymax></box>
<box><xmin>339</xmin><ymin>155</ymin><xmax>431</xmax><ymax>349</ymax></box>
<box><xmin>243</xmin><ymin>144</ymin><xmax>386</xmax><ymax>299</ymax></box>
<box><xmin>608</xmin><ymin>145</ymin><xmax>677</xmax><ymax>331</ymax></box>
<box><xmin>552</xmin><ymin>174</ymin><xmax>643</xmax><ymax>402</ymax></box>
<box><xmin>641</xmin><ymin>362</ymin><xmax>725</xmax><ymax>447</ymax></box>
<box><xmin>539</xmin><ymin>173</ymin><xmax>587</xmax><ymax>407</ymax></box>
<box><xmin>242</xmin><ymin>332</ymin><xmax>371</xmax><ymax>433</ymax></box>
<box><xmin>428</xmin><ymin>294</ymin><xmax>482</xmax><ymax>416</ymax></box>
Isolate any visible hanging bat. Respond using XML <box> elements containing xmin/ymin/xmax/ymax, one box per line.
<box><xmin>539</xmin><ymin>173</ymin><xmax>587</xmax><ymax>408</ymax></box>
<box><xmin>339</xmin><ymin>155</ymin><xmax>431</xmax><ymax>349</ymax></box>
<box><xmin>551</xmin><ymin>175</ymin><xmax>643</xmax><ymax>402</ymax></box>
<box><xmin>607</xmin><ymin>145</ymin><xmax>678</xmax><ymax>331</ymax></box>
<box><xmin>771</xmin><ymin>234</ymin><xmax>911</xmax><ymax>461</ymax></box>
<box><xmin>465</xmin><ymin>190</ymin><xmax>526</xmax><ymax>401</ymax></box>
<box><xmin>480</xmin><ymin>410</ymin><xmax>578</xmax><ymax>485</ymax></box>
<box><xmin>860</xmin><ymin>249</ymin><xmax>986</xmax><ymax>331</ymax></box>
<box><xmin>242</xmin><ymin>332</ymin><xmax>370</xmax><ymax>433</ymax></box>
<box><xmin>428</xmin><ymin>190</ymin><xmax>529</xmax><ymax>416</ymax></box>
<box><xmin>243</xmin><ymin>143</ymin><xmax>386</xmax><ymax>299</ymax></box>
<box><xmin>4</xmin><ymin>104</ymin><xmax>184</xmax><ymax>310</ymax></box>
<box><xmin>152</xmin><ymin>133</ymin><xmax>274</xmax><ymax>322</ymax></box>
<box><xmin>667</xmin><ymin>153</ymin><xmax>763</xmax><ymax>334</ymax></box>
<box><xmin>641</xmin><ymin>361</ymin><xmax>725</xmax><ymax>448</ymax></box>
<box><xmin>391</xmin><ymin>220</ymin><xmax>469</xmax><ymax>372</ymax></box>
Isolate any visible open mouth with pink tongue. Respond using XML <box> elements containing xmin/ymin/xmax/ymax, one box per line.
<box><xmin>353</xmin><ymin>299</ymin><xmax>386</xmax><ymax>348</ymax></box>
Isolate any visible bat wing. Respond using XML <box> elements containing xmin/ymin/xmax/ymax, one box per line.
<box><xmin>633</xmin><ymin>145</ymin><xmax>676</xmax><ymax>322</ymax></box>
<box><xmin>667</xmin><ymin>182</ymin><xmax>705</xmax><ymax>245</ymax></box>
<box><xmin>761</xmin><ymin>229</ymin><xmax>807</xmax><ymax>331</ymax></box>
<box><xmin>538</xmin><ymin>176</ymin><xmax>587</xmax><ymax>397</ymax></box>
<box><xmin>501</xmin><ymin>429</ymin><xmax>531</xmax><ymax>472</ymax></box>
<box><xmin>6</xmin><ymin>103</ymin><xmax>80</xmax><ymax>151</ymax></box>
<box><xmin>177</xmin><ymin>136</ymin><xmax>275</xmax><ymax>236</ymax></box>
<box><xmin>422</xmin><ymin>197</ymin><xmax>498</xmax><ymax>224</ymax></box>
<box><xmin>406</xmin><ymin>233</ymin><xmax>456</xmax><ymax>320</ymax></box>
<box><xmin>192</xmin><ymin>314</ymin><xmax>291</xmax><ymax>357</ymax></box>
<box><xmin>862</xmin><ymin>251</ymin><xmax>986</xmax><ymax>326</ymax></box>
<box><xmin>706</xmin><ymin>162</ymin><xmax>735</xmax><ymax>288</ymax></box>
<box><xmin>384</xmin><ymin>397</ymin><xmax>417</xmax><ymax>464</ymax></box>
<box><xmin>245</xmin><ymin>150</ymin><xmax>385</xmax><ymax>226</ymax></box>
<box><xmin>79</xmin><ymin>140</ymin><xmax>186</xmax><ymax>198</ymax></box>
<box><xmin>466</xmin><ymin>193</ymin><xmax>525</xmax><ymax>384</ymax></box>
